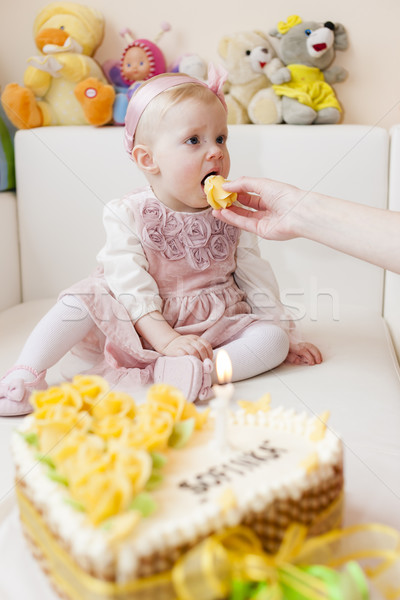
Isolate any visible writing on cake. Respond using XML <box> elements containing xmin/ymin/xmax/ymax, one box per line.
<box><xmin>178</xmin><ymin>439</ymin><xmax>287</xmax><ymax>496</ymax></box>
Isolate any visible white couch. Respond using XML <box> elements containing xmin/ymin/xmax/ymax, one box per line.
<box><xmin>0</xmin><ymin>124</ymin><xmax>399</xmax><ymax>542</ymax></box>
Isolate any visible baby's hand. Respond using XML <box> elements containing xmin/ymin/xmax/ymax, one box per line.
<box><xmin>285</xmin><ymin>342</ymin><xmax>322</xmax><ymax>366</ymax></box>
<box><xmin>160</xmin><ymin>334</ymin><xmax>213</xmax><ymax>361</ymax></box>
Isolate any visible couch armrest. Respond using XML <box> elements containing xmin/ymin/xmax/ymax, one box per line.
<box><xmin>0</xmin><ymin>191</ymin><xmax>21</xmax><ymax>310</ymax></box>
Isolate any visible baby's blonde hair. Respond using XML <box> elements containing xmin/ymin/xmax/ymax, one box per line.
<box><xmin>134</xmin><ymin>80</ymin><xmax>221</xmax><ymax>146</ymax></box>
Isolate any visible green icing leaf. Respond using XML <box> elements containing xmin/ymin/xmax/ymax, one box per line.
<box><xmin>129</xmin><ymin>492</ymin><xmax>157</xmax><ymax>517</ymax></box>
<box><xmin>64</xmin><ymin>498</ymin><xmax>85</xmax><ymax>512</ymax></box>
<box><xmin>47</xmin><ymin>470</ymin><xmax>69</xmax><ymax>486</ymax></box>
<box><xmin>229</xmin><ymin>581</ymin><xmax>268</xmax><ymax>600</ymax></box>
<box><xmin>168</xmin><ymin>418</ymin><xmax>195</xmax><ymax>449</ymax></box>
<box><xmin>145</xmin><ymin>471</ymin><xmax>163</xmax><ymax>491</ymax></box>
<box><xmin>19</xmin><ymin>431</ymin><xmax>39</xmax><ymax>448</ymax></box>
<box><xmin>35</xmin><ymin>453</ymin><xmax>56</xmax><ymax>469</ymax></box>
<box><xmin>251</xmin><ymin>583</ymin><xmax>269</xmax><ymax>600</ymax></box>
<box><xmin>150</xmin><ymin>451</ymin><xmax>167</xmax><ymax>470</ymax></box>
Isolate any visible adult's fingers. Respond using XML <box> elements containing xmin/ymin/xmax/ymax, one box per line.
<box><xmin>222</xmin><ymin>177</ymin><xmax>275</xmax><ymax>208</ymax></box>
<box><xmin>213</xmin><ymin>206</ymin><xmax>260</xmax><ymax>234</ymax></box>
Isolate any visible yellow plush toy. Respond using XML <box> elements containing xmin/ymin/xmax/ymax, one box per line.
<box><xmin>1</xmin><ymin>2</ymin><xmax>115</xmax><ymax>128</ymax></box>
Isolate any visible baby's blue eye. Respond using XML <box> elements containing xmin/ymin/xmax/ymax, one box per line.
<box><xmin>186</xmin><ymin>136</ymin><xmax>200</xmax><ymax>145</ymax></box>
<box><xmin>305</xmin><ymin>29</ymin><xmax>312</xmax><ymax>36</ymax></box>
<box><xmin>216</xmin><ymin>135</ymin><xmax>225</xmax><ymax>144</ymax></box>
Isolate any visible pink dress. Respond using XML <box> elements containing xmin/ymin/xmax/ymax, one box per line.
<box><xmin>61</xmin><ymin>187</ymin><xmax>284</xmax><ymax>387</ymax></box>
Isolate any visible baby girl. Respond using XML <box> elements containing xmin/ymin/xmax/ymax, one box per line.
<box><xmin>0</xmin><ymin>66</ymin><xmax>321</xmax><ymax>415</ymax></box>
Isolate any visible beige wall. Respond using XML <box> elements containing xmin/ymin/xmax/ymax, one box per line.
<box><xmin>1</xmin><ymin>0</ymin><xmax>399</xmax><ymax>130</ymax></box>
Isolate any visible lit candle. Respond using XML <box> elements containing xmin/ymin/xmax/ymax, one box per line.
<box><xmin>211</xmin><ymin>349</ymin><xmax>234</xmax><ymax>453</ymax></box>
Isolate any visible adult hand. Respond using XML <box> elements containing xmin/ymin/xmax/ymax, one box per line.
<box><xmin>213</xmin><ymin>176</ymin><xmax>308</xmax><ymax>241</ymax></box>
<box><xmin>213</xmin><ymin>176</ymin><xmax>400</xmax><ymax>274</ymax></box>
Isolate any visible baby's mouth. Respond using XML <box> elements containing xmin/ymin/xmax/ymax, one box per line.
<box><xmin>201</xmin><ymin>171</ymin><xmax>218</xmax><ymax>188</ymax></box>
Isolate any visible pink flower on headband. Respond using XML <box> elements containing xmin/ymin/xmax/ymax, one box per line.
<box><xmin>124</xmin><ymin>63</ymin><xmax>228</xmax><ymax>157</ymax></box>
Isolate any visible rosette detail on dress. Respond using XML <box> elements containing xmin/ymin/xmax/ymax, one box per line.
<box><xmin>140</xmin><ymin>199</ymin><xmax>239</xmax><ymax>270</ymax></box>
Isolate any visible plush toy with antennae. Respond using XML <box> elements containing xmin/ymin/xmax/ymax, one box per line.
<box><xmin>103</xmin><ymin>23</ymin><xmax>170</xmax><ymax>124</ymax></box>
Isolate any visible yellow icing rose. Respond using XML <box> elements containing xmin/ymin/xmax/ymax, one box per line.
<box><xmin>91</xmin><ymin>414</ymin><xmax>133</xmax><ymax>440</ymax></box>
<box><xmin>71</xmin><ymin>469</ymin><xmax>134</xmax><ymax>525</ymax></box>
<box><xmin>91</xmin><ymin>390</ymin><xmax>137</xmax><ymax>420</ymax></box>
<box><xmin>31</xmin><ymin>383</ymin><xmax>83</xmax><ymax>411</ymax></box>
<box><xmin>204</xmin><ymin>175</ymin><xmax>237</xmax><ymax>210</ymax></box>
<box><xmin>51</xmin><ymin>429</ymin><xmax>96</xmax><ymax>465</ymax></box>
<box><xmin>146</xmin><ymin>384</ymin><xmax>186</xmax><ymax>422</ymax></box>
<box><xmin>126</xmin><ymin>409</ymin><xmax>175</xmax><ymax>451</ymax></box>
<box><xmin>63</xmin><ymin>438</ymin><xmax>111</xmax><ymax>487</ymax></box>
<box><xmin>71</xmin><ymin>374</ymin><xmax>110</xmax><ymax>410</ymax></box>
<box><xmin>33</xmin><ymin>405</ymin><xmax>91</xmax><ymax>455</ymax></box>
<box><xmin>108</xmin><ymin>443</ymin><xmax>152</xmax><ymax>494</ymax></box>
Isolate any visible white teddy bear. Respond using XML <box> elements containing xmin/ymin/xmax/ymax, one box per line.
<box><xmin>218</xmin><ymin>31</ymin><xmax>283</xmax><ymax>124</ymax></box>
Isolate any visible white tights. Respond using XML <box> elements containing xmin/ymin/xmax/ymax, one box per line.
<box><xmin>212</xmin><ymin>321</ymin><xmax>289</xmax><ymax>383</ymax></box>
<box><xmin>3</xmin><ymin>295</ymin><xmax>289</xmax><ymax>384</ymax></box>
<box><xmin>5</xmin><ymin>295</ymin><xmax>93</xmax><ymax>383</ymax></box>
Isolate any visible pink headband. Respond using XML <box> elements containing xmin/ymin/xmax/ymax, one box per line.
<box><xmin>124</xmin><ymin>63</ymin><xmax>228</xmax><ymax>156</ymax></box>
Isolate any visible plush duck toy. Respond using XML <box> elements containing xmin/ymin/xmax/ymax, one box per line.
<box><xmin>1</xmin><ymin>2</ymin><xmax>115</xmax><ymax>128</ymax></box>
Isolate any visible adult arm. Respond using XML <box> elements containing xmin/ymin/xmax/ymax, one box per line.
<box><xmin>214</xmin><ymin>177</ymin><xmax>400</xmax><ymax>274</ymax></box>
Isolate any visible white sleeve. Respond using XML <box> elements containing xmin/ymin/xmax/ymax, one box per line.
<box><xmin>234</xmin><ymin>230</ymin><xmax>298</xmax><ymax>339</ymax></box>
<box><xmin>96</xmin><ymin>198</ymin><xmax>162</xmax><ymax>323</ymax></box>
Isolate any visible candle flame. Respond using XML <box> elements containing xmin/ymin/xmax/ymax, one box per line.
<box><xmin>216</xmin><ymin>350</ymin><xmax>232</xmax><ymax>384</ymax></box>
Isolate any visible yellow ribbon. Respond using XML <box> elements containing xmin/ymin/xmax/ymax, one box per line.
<box><xmin>16</xmin><ymin>485</ymin><xmax>400</xmax><ymax>600</ymax></box>
<box><xmin>277</xmin><ymin>15</ymin><xmax>303</xmax><ymax>35</ymax></box>
<box><xmin>173</xmin><ymin>523</ymin><xmax>400</xmax><ymax>600</ymax></box>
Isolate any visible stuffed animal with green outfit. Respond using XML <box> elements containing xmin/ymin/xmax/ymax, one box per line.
<box><xmin>1</xmin><ymin>2</ymin><xmax>115</xmax><ymax>129</ymax></box>
<box><xmin>269</xmin><ymin>15</ymin><xmax>348</xmax><ymax>125</ymax></box>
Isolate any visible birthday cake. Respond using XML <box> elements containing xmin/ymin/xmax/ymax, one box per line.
<box><xmin>12</xmin><ymin>376</ymin><xmax>343</xmax><ymax>599</ymax></box>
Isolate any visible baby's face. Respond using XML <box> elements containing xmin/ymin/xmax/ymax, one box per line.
<box><xmin>149</xmin><ymin>95</ymin><xmax>230</xmax><ymax>212</ymax></box>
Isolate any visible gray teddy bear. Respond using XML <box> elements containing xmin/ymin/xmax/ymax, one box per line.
<box><xmin>269</xmin><ymin>15</ymin><xmax>348</xmax><ymax>124</ymax></box>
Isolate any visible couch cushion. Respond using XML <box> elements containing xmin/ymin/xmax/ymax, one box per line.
<box><xmin>15</xmin><ymin>125</ymin><xmax>388</xmax><ymax>316</ymax></box>
<box><xmin>0</xmin><ymin>191</ymin><xmax>20</xmax><ymax>311</ymax></box>
<box><xmin>384</xmin><ymin>125</ymin><xmax>400</xmax><ymax>360</ymax></box>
